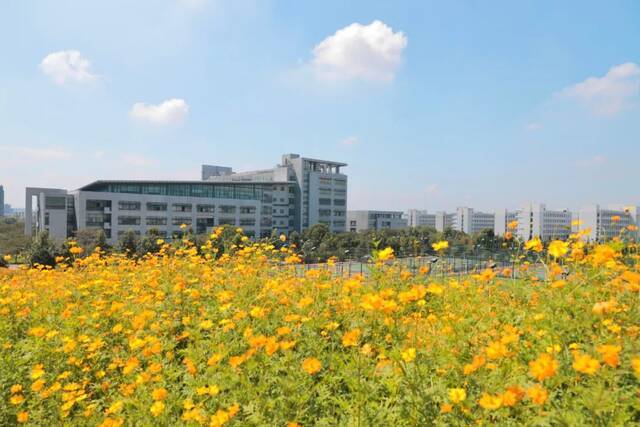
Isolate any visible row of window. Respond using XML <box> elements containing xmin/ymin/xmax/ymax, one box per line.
<box><xmin>89</xmin><ymin>200</ymin><xmax>258</xmax><ymax>214</ymax></box>
<box><xmin>318</xmin><ymin>198</ymin><xmax>346</xmax><ymax>206</ymax></box>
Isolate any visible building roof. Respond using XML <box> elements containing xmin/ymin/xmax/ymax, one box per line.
<box><xmin>76</xmin><ymin>179</ymin><xmax>293</xmax><ymax>191</ymax></box>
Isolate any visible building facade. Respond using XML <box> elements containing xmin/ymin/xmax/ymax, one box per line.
<box><xmin>0</xmin><ymin>185</ymin><xmax>4</xmax><ymax>217</ymax></box>
<box><xmin>348</xmin><ymin>210</ymin><xmax>407</xmax><ymax>232</ymax></box>
<box><xmin>494</xmin><ymin>209</ymin><xmax>518</xmax><ymax>236</ymax></box>
<box><xmin>25</xmin><ymin>153</ymin><xmax>348</xmax><ymax>244</ymax></box>
<box><xmin>516</xmin><ymin>203</ymin><xmax>572</xmax><ymax>241</ymax></box>
<box><xmin>454</xmin><ymin>207</ymin><xmax>495</xmax><ymax>234</ymax></box>
<box><xmin>406</xmin><ymin>209</ymin><xmax>436</xmax><ymax>228</ymax></box>
<box><xmin>435</xmin><ymin>211</ymin><xmax>455</xmax><ymax>232</ymax></box>
<box><xmin>575</xmin><ymin>204</ymin><xmax>639</xmax><ymax>241</ymax></box>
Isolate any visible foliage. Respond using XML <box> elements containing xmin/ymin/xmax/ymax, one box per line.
<box><xmin>0</xmin><ymin>218</ymin><xmax>30</xmax><ymax>256</ymax></box>
<box><xmin>1</xmin><ymin>231</ymin><xmax>640</xmax><ymax>425</ymax></box>
<box><xmin>26</xmin><ymin>231</ymin><xmax>58</xmax><ymax>267</ymax></box>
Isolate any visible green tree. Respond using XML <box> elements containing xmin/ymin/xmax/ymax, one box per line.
<box><xmin>118</xmin><ymin>230</ymin><xmax>139</xmax><ymax>257</ymax></box>
<box><xmin>28</xmin><ymin>231</ymin><xmax>58</xmax><ymax>267</ymax></box>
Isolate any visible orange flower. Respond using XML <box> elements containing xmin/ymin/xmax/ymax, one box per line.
<box><xmin>596</xmin><ymin>344</ymin><xmax>621</xmax><ymax>368</ymax></box>
<box><xmin>152</xmin><ymin>387</ymin><xmax>168</xmax><ymax>401</ymax></box>
<box><xmin>526</xmin><ymin>384</ymin><xmax>548</xmax><ymax>405</ymax></box>
<box><xmin>341</xmin><ymin>328</ymin><xmax>361</xmax><ymax>347</ymax></box>
<box><xmin>478</xmin><ymin>393</ymin><xmax>502</xmax><ymax>410</ymax></box>
<box><xmin>528</xmin><ymin>353</ymin><xmax>559</xmax><ymax>382</ymax></box>
<box><xmin>302</xmin><ymin>358</ymin><xmax>322</xmax><ymax>375</ymax></box>
<box><xmin>572</xmin><ymin>353</ymin><xmax>600</xmax><ymax>375</ymax></box>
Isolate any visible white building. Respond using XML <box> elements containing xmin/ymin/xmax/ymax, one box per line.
<box><xmin>406</xmin><ymin>209</ymin><xmax>436</xmax><ymax>228</ymax></box>
<box><xmin>516</xmin><ymin>203</ymin><xmax>572</xmax><ymax>241</ymax></box>
<box><xmin>25</xmin><ymin>153</ymin><xmax>348</xmax><ymax>244</ymax></box>
<box><xmin>574</xmin><ymin>204</ymin><xmax>639</xmax><ymax>241</ymax></box>
<box><xmin>348</xmin><ymin>210</ymin><xmax>407</xmax><ymax>232</ymax></box>
<box><xmin>454</xmin><ymin>207</ymin><xmax>495</xmax><ymax>234</ymax></box>
<box><xmin>435</xmin><ymin>211</ymin><xmax>455</xmax><ymax>232</ymax></box>
<box><xmin>494</xmin><ymin>209</ymin><xmax>518</xmax><ymax>236</ymax></box>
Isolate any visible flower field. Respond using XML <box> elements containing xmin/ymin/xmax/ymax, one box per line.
<box><xmin>1</xmin><ymin>233</ymin><xmax>640</xmax><ymax>425</ymax></box>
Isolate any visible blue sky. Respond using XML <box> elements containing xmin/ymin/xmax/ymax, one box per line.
<box><xmin>1</xmin><ymin>0</ymin><xmax>639</xmax><ymax>211</ymax></box>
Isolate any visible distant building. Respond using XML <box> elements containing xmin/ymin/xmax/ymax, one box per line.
<box><xmin>0</xmin><ymin>185</ymin><xmax>4</xmax><ymax>217</ymax></box>
<box><xmin>575</xmin><ymin>204</ymin><xmax>639</xmax><ymax>241</ymax></box>
<box><xmin>348</xmin><ymin>210</ymin><xmax>407</xmax><ymax>232</ymax></box>
<box><xmin>454</xmin><ymin>207</ymin><xmax>495</xmax><ymax>234</ymax></box>
<box><xmin>494</xmin><ymin>209</ymin><xmax>518</xmax><ymax>236</ymax></box>
<box><xmin>406</xmin><ymin>209</ymin><xmax>436</xmax><ymax>228</ymax></box>
<box><xmin>516</xmin><ymin>203</ymin><xmax>572</xmax><ymax>241</ymax></box>
<box><xmin>25</xmin><ymin>153</ymin><xmax>348</xmax><ymax>244</ymax></box>
<box><xmin>435</xmin><ymin>211</ymin><xmax>455</xmax><ymax>232</ymax></box>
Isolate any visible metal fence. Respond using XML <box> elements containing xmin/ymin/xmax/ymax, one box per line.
<box><xmin>280</xmin><ymin>255</ymin><xmax>517</xmax><ymax>279</ymax></box>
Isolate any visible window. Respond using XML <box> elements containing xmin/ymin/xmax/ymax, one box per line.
<box><xmin>219</xmin><ymin>205</ymin><xmax>236</xmax><ymax>214</ymax></box>
<box><xmin>319</xmin><ymin>198</ymin><xmax>331</xmax><ymax>206</ymax></box>
<box><xmin>118</xmin><ymin>201</ymin><xmax>141</xmax><ymax>211</ymax></box>
<box><xmin>196</xmin><ymin>218</ymin><xmax>214</xmax><ymax>234</ymax></box>
<box><xmin>333</xmin><ymin>210</ymin><xmax>345</xmax><ymax>217</ymax></box>
<box><xmin>146</xmin><ymin>202</ymin><xmax>167</xmax><ymax>211</ymax></box>
<box><xmin>239</xmin><ymin>206</ymin><xmax>256</xmax><ymax>214</ymax></box>
<box><xmin>118</xmin><ymin>216</ymin><xmax>141</xmax><ymax>225</ymax></box>
<box><xmin>86</xmin><ymin>200</ymin><xmax>111</xmax><ymax>211</ymax></box>
<box><xmin>218</xmin><ymin>218</ymin><xmax>236</xmax><ymax>225</ymax></box>
<box><xmin>319</xmin><ymin>209</ymin><xmax>332</xmax><ymax>217</ymax></box>
<box><xmin>172</xmin><ymin>217</ymin><xmax>192</xmax><ymax>226</ymax></box>
<box><xmin>197</xmin><ymin>204</ymin><xmax>215</xmax><ymax>213</ymax></box>
<box><xmin>333</xmin><ymin>199</ymin><xmax>346</xmax><ymax>206</ymax></box>
<box><xmin>45</xmin><ymin>196</ymin><xmax>66</xmax><ymax>210</ymax></box>
<box><xmin>239</xmin><ymin>218</ymin><xmax>256</xmax><ymax>226</ymax></box>
<box><xmin>172</xmin><ymin>203</ymin><xmax>192</xmax><ymax>213</ymax></box>
<box><xmin>86</xmin><ymin>213</ymin><xmax>106</xmax><ymax>226</ymax></box>
<box><xmin>44</xmin><ymin>212</ymin><xmax>50</xmax><ymax>225</ymax></box>
<box><xmin>334</xmin><ymin>179</ymin><xmax>346</xmax><ymax>187</ymax></box>
<box><xmin>146</xmin><ymin>217</ymin><xmax>167</xmax><ymax>226</ymax></box>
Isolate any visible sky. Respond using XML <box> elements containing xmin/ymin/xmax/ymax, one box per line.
<box><xmin>1</xmin><ymin>0</ymin><xmax>639</xmax><ymax>212</ymax></box>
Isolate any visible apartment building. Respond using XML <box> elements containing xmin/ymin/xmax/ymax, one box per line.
<box><xmin>454</xmin><ymin>207</ymin><xmax>495</xmax><ymax>234</ymax></box>
<box><xmin>406</xmin><ymin>209</ymin><xmax>436</xmax><ymax>228</ymax></box>
<box><xmin>494</xmin><ymin>209</ymin><xmax>518</xmax><ymax>236</ymax></box>
<box><xmin>24</xmin><ymin>153</ymin><xmax>347</xmax><ymax>244</ymax></box>
<box><xmin>348</xmin><ymin>210</ymin><xmax>407</xmax><ymax>232</ymax></box>
<box><xmin>574</xmin><ymin>204</ymin><xmax>639</xmax><ymax>241</ymax></box>
<box><xmin>516</xmin><ymin>203</ymin><xmax>572</xmax><ymax>241</ymax></box>
<box><xmin>435</xmin><ymin>211</ymin><xmax>455</xmax><ymax>232</ymax></box>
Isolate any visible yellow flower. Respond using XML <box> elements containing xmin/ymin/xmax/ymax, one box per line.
<box><xmin>631</xmin><ymin>358</ymin><xmax>640</xmax><ymax>376</ymax></box>
<box><xmin>150</xmin><ymin>401</ymin><xmax>165</xmax><ymax>417</ymax></box>
<box><xmin>10</xmin><ymin>384</ymin><xmax>23</xmax><ymax>394</ymax></box>
<box><xmin>448</xmin><ymin>388</ymin><xmax>466</xmax><ymax>404</ymax></box>
<box><xmin>30</xmin><ymin>364</ymin><xmax>45</xmax><ymax>380</ymax></box>
<box><xmin>528</xmin><ymin>353</ymin><xmax>558</xmax><ymax>382</ymax></box>
<box><xmin>10</xmin><ymin>394</ymin><xmax>25</xmax><ymax>405</ymax></box>
<box><xmin>302</xmin><ymin>358</ymin><xmax>322</xmax><ymax>375</ymax></box>
<box><xmin>31</xmin><ymin>379</ymin><xmax>46</xmax><ymax>392</ymax></box>
<box><xmin>376</xmin><ymin>247</ymin><xmax>395</xmax><ymax>262</ymax></box>
<box><xmin>525</xmin><ymin>238</ymin><xmax>543</xmax><ymax>252</ymax></box>
<box><xmin>432</xmin><ymin>241</ymin><xmax>449</xmax><ymax>251</ymax></box>
<box><xmin>547</xmin><ymin>240</ymin><xmax>569</xmax><ymax>258</ymax></box>
<box><xmin>401</xmin><ymin>348</ymin><xmax>416</xmax><ymax>363</ymax></box>
<box><xmin>572</xmin><ymin>353</ymin><xmax>600</xmax><ymax>375</ymax></box>
<box><xmin>151</xmin><ymin>387</ymin><xmax>168</xmax><ymax>401</ymax></box>
<box><xmin>279</xmin><ymin>234</ymin><xmax>287</xmax><ymax>242</ymax></box>
<box><xmin>341</xmin><ymin>328</ymin><xmax>361</xmax><ymax>347</ymax></box>
<box><xmin>478</xmin><ymin>393</ymin><xmax>502</xmax><ymax>410</ymax></box>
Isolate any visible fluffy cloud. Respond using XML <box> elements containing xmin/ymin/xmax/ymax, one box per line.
<box><xmin>39</xmin><ymin>50</ymin><xmax>98</xmax><ymax>85</ymax></box>
<box><xmin>0</xmin><ymin>145</ymin><xmax>72</xmax><ymax>160</ymax></box>
<box><xmin>340</xmin><ymin>136</ymin><xmax>359</xmax><ymax>145</ymax></box>
<box><xmin>561</xmin><ymin>62</ymin><xmax>640</xmax><ymax>115</ymax></box>
<box><xmin>129</xmin><ymin>99</ymin><xmax>189</xmax><ymax>125</ymax></box>
<box><xmin>311</xmin><ymin>20</ymin><xmax>407</xmax><ymax>82</ymax></box>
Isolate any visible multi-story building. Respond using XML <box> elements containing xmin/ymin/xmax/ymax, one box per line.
<box><xmin>454</xmin><ymin>207</ymin><xmax>495</xmax><ymax>234</ymax></box>
<box><xmin>347</xmin><ymin>210</ymin><xmax>407</xmax><ymax>232</ymax></box>
<box><xmin>435</xmin><ymin>211</ymin><xmax>455</xmax><ymax>232</ymax></box>
<box><xmin>0</xmin><ymin>185</ymin><xmax>4</xmax><ymax>217</ymax></box>
<box><xmin>24</xmin><ymin>153</ymin><xmax>348</xmax><ymax>244</ymax></box>
<box><xmin>574</xmin><ymin>204</ymin><xmax>639</xmax><ymax>241</ymax></box>
<box><xmin>516</xmin><ymin>203</ymin><xmax>572</xmax><ymax>241</ymax></box>
<box><xmin>406</xmin><ymin>209</ymin><xmax>436</xmax><ymax>228</ymax></box>
<box><xmin>494</xmin><ymin>209</ymin><xmax>518</xmax><ymax>236</ymax></box>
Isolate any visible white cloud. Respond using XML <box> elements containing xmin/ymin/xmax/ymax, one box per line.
<box><xmin>340</xmin><ymin>136</ymin><xmax>359</xmax><ymax>145</ymax></box>
<box><xmin>121</xmin><ymin>154</ymin><xmax>158</xmax><ymax>167</ymax></box>
<box><xmin>39</xmin><ymin>50</ymin><xmax>98</xmax><ymax>85</ymax></box>
<box><xmin>525</xmin><ymin>122</ymin><xmax>542</xmax><ymax>132</ymax></box>
<box><xmin>425</xmin><ymin>184</ymin><xmax>439</xmax><ymax>194</ymax></box>
<box><xmin>311</xmin><ymin>20</ymin><xmax>407</xmax><ymax>82</ymax></box>
<box><xmin>129</xmin><ymin>99</ymin><xmax>189</xmax><ymax>125</ymax></box>
<box><xmin>0</xmin><ymin>145</ymin><xmax>72</xmax><ymax>160</ymax></box>
<box><xmin>561</xmin><ymin>62</ymin><xmax>640</xmax><ymax>115</ymax></box>
<box><xmin>576</xmin><ymin>155</ymin><xmax>607</xmax><ymax>167</ymax></box>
